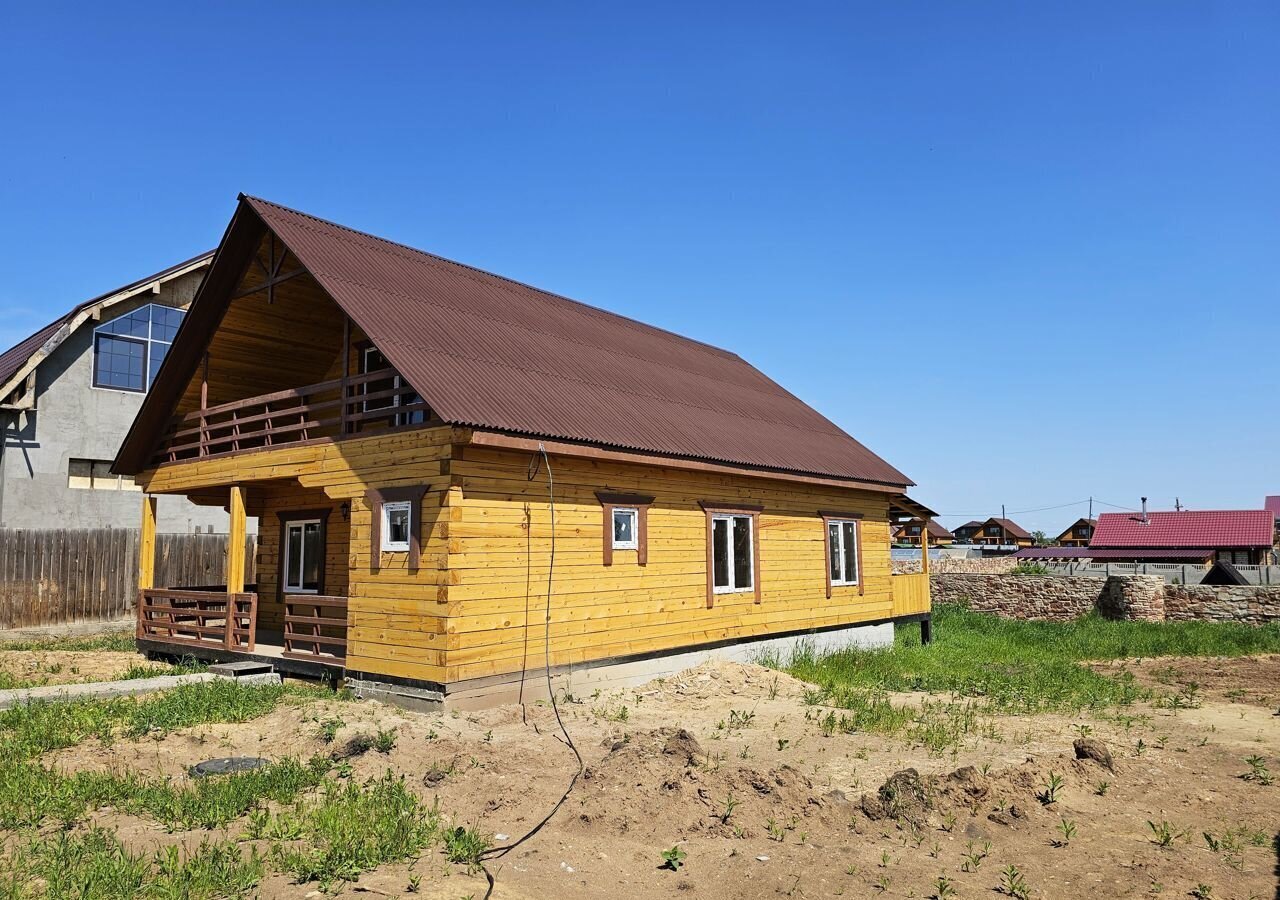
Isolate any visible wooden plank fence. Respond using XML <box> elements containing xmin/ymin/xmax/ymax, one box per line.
<box><xmin>0</xmin><ymin>529</ymin><xmax>257</xmax><ymax>629</ymax></box>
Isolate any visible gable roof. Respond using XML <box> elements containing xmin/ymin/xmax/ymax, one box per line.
<box><xmin>117</xmin><ymin>195</ymin><xmax>913</xmax><ymax>488</ymax></box>
<box><xmin>0</xmin><ymin>252</ymin><xmax>213</xmax><ymax>406</ymax></box>
<box><xmin>901</xmin><ymin>519</ymin><xmax>954</xmax><ymax>539</ymax></box>
<box><xmin>1055</xmin><ymin>517</ymin><xmax>1096</xmax><ymax>540</ymax></box>
<box><xmin>1091</xmin><ymin>510</ymin><xmax>1274</xmax><ymax>549</ymax></box>
<box><xmin>984</xmin><ymin>517</ymin><xmax>1032</xmax><ymax>540</ymax></box>
<box><xmin>953</xmin><ymin>520</ymin><xmax>983</xmax><ymax>532</ymax></box>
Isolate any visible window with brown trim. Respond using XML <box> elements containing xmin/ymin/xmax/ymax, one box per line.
<box><xmin>277</xmin><ymin>509</ymin><xmax>331</xmax><ymax>595</ymax></box>
<box><xmin>820</xmin><ymin>510</ymin><xmax>864</xmax><ymax>599</ymax></box>
<box><xmin>699</xmin><ymin>502</ymin><xmax>762</xmax><ymax>608</ymax></box>
<box><xmin>595</xmin><ymin>491</ymin><xmax>654</xmax><ymax>566</ymax></box>
<box><xmin>366</xmin><ymin>485</ymin><xmax>429</xmax><ymax>571</ymax></box>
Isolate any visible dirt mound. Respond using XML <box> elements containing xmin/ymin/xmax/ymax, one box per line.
<box><xmin>645</xmin><ymin>660</ymin><xmax>809</xmax><ymax>702</ymax></box>
<box><xmin>570</xmin><ymin>727</ymin><xmax>849</xmax><ymax>839</ymax></box>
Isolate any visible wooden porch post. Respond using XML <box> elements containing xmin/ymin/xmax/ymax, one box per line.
<box><xmin>139</xmin><ymin>495</ymin><xmax>158</xmax><ymax>590</ymax></box>
<box><xmin>226</xmin><ymin>485</ymin><xmax>247</xmax><ymax>650</ymax></box>
<box><xmin>137</xmin><ymin>494</ymin><xmax>157</xmax><ymax>641</ymax></box>
<box><xmin>921</xmin><ymin>520</ymin><xmax>930</xmax><ymax>575</ymax></box>
<box><xmin>228</xmin><ymin>486</ymin><xmax>247</xmax><ymax>594</ymax></box>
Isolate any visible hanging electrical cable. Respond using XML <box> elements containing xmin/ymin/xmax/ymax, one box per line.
<box><xmin>477</xmin><ymin>442</ymin><xmax>584</xmax><ymax>899</ymax></box>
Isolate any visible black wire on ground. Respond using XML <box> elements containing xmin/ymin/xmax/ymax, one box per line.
<box><xmin>477</xmin><ymin>443</ymin><xmax>584</xmax><ymax>899</ymax></box>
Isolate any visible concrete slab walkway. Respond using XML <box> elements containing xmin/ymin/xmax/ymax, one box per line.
<box><xmin>0</xmin><ymin>671</ymin><xmax>277</xmax><ymax>710</ymax></box>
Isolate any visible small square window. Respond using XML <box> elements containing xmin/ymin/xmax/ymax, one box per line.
<box><xmin>612</xmin><ymin>507</ymin><xmax>638</xmax><ymax>550</ymax></box>
<box><xmin>381</xmin><ymin>500</ymin><xmax>412</xmax><ymax>552</ymax></box>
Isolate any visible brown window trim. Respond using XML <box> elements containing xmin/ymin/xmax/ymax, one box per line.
<box><xmin>366</xmin><ymin>485</ymin><xmax>428</xmax><ymax>571</ymax></box>
<box><xmin>699</xmin><ymin>501</ymin><xmax>763</xmax><ymax>608</ymax></box>
<box><xmin>276</xmin><ymin>508</ymin><xmax>332</xmax><ymax>598</ymax></box>
<box><xmin>595</xmin><ymin>491</ymin><xmax>654</xmax><ymax>566</ymax></box>
<box><xmin>820</xmin><ymin>511</ymin><xmax>864</xmax><ymax>599</ymax></box>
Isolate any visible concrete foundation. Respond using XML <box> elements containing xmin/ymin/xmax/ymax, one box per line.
<box><xmin>351</xmin><ymin>620</ymin><xmax>898</xmax><ymax>713</ymax></box>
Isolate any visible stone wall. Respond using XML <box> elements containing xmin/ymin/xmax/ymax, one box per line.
<box><xmin>931</xmin><ymin>573</ymin><xmax>1106</xmax><ymax>620</ymax></box>
<box><xmin>932</xmin><ymin>572</ymin><xmax>1280</xmax><ymax>625</ymax></box>
<box><xmin>1161</xmin><ymin>583</ymin><xmax>1280</xmax><ymax>625</ymax></box>
<box><xmin>893</xmin><ymin>556</ymin><xmax>1017</xmax><ymax>575</ymax></box>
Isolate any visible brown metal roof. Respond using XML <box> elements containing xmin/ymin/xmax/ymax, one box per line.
<box><xmin>118</xmin><ymin>195</ymin><xmax>913</xmax><ymax>487</ymax></box>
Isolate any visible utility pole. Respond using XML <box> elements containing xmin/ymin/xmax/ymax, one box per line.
<box><xmin>1001</xmin><ymin>504</ymin><xmax>1007</xmax><ymax>546</ymax></box>
<box><xmin>1088</xmin><ymin>497</ymin><xmax>1093</xmax><ymax>520</ymax></box>
<box><xmin>1175</xmin><ymin>497</ymin><xmax>1183</xmax><ymax>512</ymax></box>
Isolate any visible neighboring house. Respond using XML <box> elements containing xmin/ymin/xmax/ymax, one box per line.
<box><xmin>951</xmin><ymin>520</ymin><xmax>983</xmax><ymax>543</ymax></box>
<box><xmin>0</xmin><ymin>253</ymin><xmax>234</xmax><ymax>533</ymax></box>
<box><xmin>894</xmin><ymin>518</ymin><xmax>952</xmax><ymax>546</ymax></box>
<box><xmin>971</xmin><ymin>517</ymin><xmax>1033</xmax><ymax>549</ymax></box>
<box><xmin>1086</xmin><ymin>509</ymin><xmax>1276</xmax><ymax>565</ymax></box>
<box><xmin>1056</xmin><ymin>517</ymin><xmax>1096</xmax><ymax>547</ymax></box>
<box><xmin>1266</xmin><ymin>496</ymin><xmax>1280</xmax><ymax>542</ymax></box>
<box><xmin>116</xmin><ymin>194</ymin><xmax>933</xmax><ymax>708</ymax></box>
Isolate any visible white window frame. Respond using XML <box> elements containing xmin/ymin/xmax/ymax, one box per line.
<box><xmin>828</xmin><ymin>518</ymin><xmax>860</xmax><ymax>587</ymax></box>
<box><xmin>90</xmin><ymin>302</ymin><xmax>183</xmax><ymax>395</ymax></box>
<box><xmin>711</xmin><ymin>513</ymin><xmax>754</xmax><ymax>594</ymax></box>
<box><xmin>381</xmin><ymin>500</ymin><xmax>413</xmax><ymax>552</ymax></box>
<box><xmin>611</xmin><ymin>506</ymin><xmax>639</xmax><ymax>550</ymax></box>
<box><xmin>283</xmin><ymin>518</ymin><xmax>322</xmax><ymax>594</ymax></box>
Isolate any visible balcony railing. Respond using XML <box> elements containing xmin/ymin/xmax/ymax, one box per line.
<box><xmin>154</xmin><ymin>368</ymin><xmax>430</xmax><ymax>463</ymax></box>
<box><xmin>137</xmin><ymin>588</ymin><xmax>258</xmax><ymax>651</ymax></box>
<box><xmin>283</xmin><ymin>595</ymin><xmax>349</xmax><ymax>663</ymax></box>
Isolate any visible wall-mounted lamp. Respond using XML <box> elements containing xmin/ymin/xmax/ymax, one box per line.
<box><xmin>340</xmin><ymin>501</ymin><xmax>351</xmax><ymax>521</ymax></box>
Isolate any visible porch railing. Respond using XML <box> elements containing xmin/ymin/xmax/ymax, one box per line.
<box><xmin>283</xmin><ymin>595</ymin><xmax>349</xmax><ymax>663</ymax></box>
<box><xmin>890</xmin><ymin>573</ymin><xmax>931</xmax><ymax>617</ymax></box>
<box><xmin>137</xmin><ymin>588</ymin><xmax>258</xmax><ymax>651</ymax></box>
<box><xmin>154</xmin><ymin>367</ymin><xmax>431</xmax><ymax>463</ymax></box>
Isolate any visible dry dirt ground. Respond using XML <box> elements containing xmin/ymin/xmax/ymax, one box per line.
<box><xmin>30</xmin><ymin>658</ymin><xmax>1280</xmax><ymax>899</ymax></box>
<box><xmin>0</xmin><ymin>648</ymin><xmax>153</xmax><ymax>686</ymax></box>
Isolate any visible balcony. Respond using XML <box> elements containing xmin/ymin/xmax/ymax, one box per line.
<box><xmin>153</xmin><ymin>367</ymin><xmax>431</xmax><ymax>464</ymax></box>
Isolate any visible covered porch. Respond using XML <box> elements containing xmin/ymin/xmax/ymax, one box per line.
<box><xmin>889</xmin><ymin>495</ymin><xmax>936</xmax><ymax>642</ymax></box>
<box><xmin>135</xmin><ymin>482</ymin><xmax>352</xmax><ymax>674</ymax></box>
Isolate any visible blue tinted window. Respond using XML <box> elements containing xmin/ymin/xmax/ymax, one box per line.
<box><xmin>92</xmin><ymin>304</ymin><xmax>185</xmax><ymax>391</ymax></box>
<box><xmin>93</xmin><ymin>335</ymin><xmax>146</xmax><ymax>391</ymax></box>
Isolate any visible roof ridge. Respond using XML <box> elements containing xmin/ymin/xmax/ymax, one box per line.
<box><xmin>241</xmin><ymin>195</ymin><xmax>740</xmax><ymax>359</ymax></box>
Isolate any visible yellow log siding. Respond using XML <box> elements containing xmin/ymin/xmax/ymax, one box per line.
<box><xmin>137</xmin><ymin>428</ymin><xmax>921</xmax><ymax>686</ymax></box>
<box><xmin>444</xmin><ymin>445</ymin><xmax>895</xmax><ymax>683</ymax></box>
<box><xmin>138</xmin><ymin>425</ymin><xmax>459</xmax><ymax>683</ymax></box>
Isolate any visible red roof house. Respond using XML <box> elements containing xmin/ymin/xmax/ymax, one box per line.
<box><xmin>1090</xmin><ymin>510</ymin><xmax>1276</xmax><ymax>565</ymax></box>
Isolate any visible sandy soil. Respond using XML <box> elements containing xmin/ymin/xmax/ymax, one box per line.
<box><xmin>0</xmin><ymin>649</ymin><xmax>152</xmax><ymax>686</ymax></box>
<box><xmin>1093</xmin><ymin>654</ymin><xmax>1280</xmax><ymax>710</ymax></box>
<box><xmin>33</xmin><ymin>658</ymin><xmax>1280</xmax><ymax>899</ymax></box>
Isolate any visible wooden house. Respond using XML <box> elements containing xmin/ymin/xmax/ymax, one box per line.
<box><xmin>114</xmin><ymin>195</ymin><xmax>933</xmax><ymax>708</ymax></box>
<box><xmin>971</xmin><ymin>517</ymin><xmax>1033</xmax><ymax>549</ymax></box>
<box><xmin>894</xmin><ymin>519</ymin><xmax>952</xmax><ymax>546</ymax></box>
<box><xmin>1055</xmin><ymin>518</ymin><xmax>1096</xmax><ymax>547</ymax></box>
<box><xmin>951</xmin><ymin>520</ymin><xmax>983</xmax><ymax>543</ymax></box>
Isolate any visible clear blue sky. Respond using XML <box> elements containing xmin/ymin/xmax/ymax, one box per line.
<box><xmin>1</xmin><ymin>2</ymin><xmax>1276</xmax><ymax>534</ymax></box>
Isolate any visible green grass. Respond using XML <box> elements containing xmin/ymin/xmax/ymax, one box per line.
<box><xmin>0</xmin><ymin>632</ymin><xmax>136</xmax><ymax>653</ymax></box>
<box><xmin>785</xmin><ymin>604</ymin><xmax>1280</xmax><ymax>717</ymax></box>
<box><xmin>0</xmin><ymin>827</ymin><xmax>264</xmax><ymax>900</ymax></box>
<box><xmin>268</xmin><ymin>773</ymin><xmax>466</xmax><ymax>888</ymax></box>
<box><xmin>0</xmin><ymin>755</ymin><xmax>332</xmax><ymax>831</ymax></box>
<box><xmin>0</xmin><ymin>680</ymin><xmax>322</xmax><ymax>761</ymax></box>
